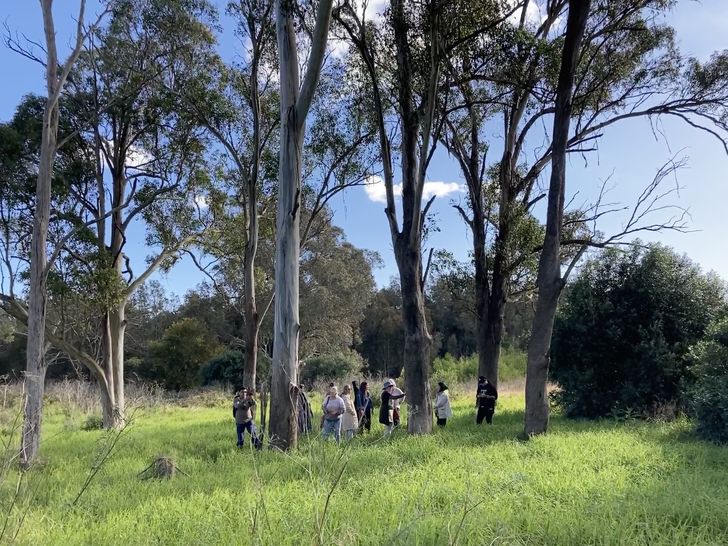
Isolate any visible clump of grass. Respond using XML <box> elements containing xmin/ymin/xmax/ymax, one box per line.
<box><xmin>138</xmin><ymin>456</ymin><xmax>187</xmax><ymax>480</ymax></box>
<box><xmin>81</xmin><ymin>415</ymin><xmax>103</xmax><ymax>431</ymax></box>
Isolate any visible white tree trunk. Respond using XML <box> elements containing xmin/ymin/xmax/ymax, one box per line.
<box><xmin>21</xmin><ymin>0</ymin><xmax>88</xmax><ymax>468</ymax></box>
<box><xmin>269</xmin><ymin>0</ymin><xmax>333</xmax><ymax>450</ymax></box>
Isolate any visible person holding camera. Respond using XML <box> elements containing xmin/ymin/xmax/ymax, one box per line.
<box><xmin>233</xmin><ymin>387</ymin><xmax>261</xmax><ymax>449</ymax></box>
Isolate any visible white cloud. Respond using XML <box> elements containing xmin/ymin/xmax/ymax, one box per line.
<box><xmin>102</xmin><ymin>139</ymin><xmax>153</xmax><ymax>169</ymax></box>
<box><xmin>193</xmin><ymin>195</ymin><xmax>208</xmax><ymax>209</ymax></box>
<box><xmin>364</xmin><ymin>175</ymin><xmax>463</xmax><ymax>203</ymax></box>
<box><xmin>365</xmin><ymin>175</ymin><xmax>391</xmax><ymax>203</ymax></box>
<box><xmin>329</xmin><ymin>37</ymin><xmax>350</xmax><ymax>59</ymax></box>
<box><xmin>422</xmin><ymin>180</ymin><xmax>464</xmax><ymax>200</ymax></box>
<box><xmin>126</xmin><ymin>145</ymin><xmax>153</xmax><ymax>169</ymax></box>
<box><xmin>507</xmin><ymin>0</ymin><xmax>547</xmax><ymax>26</ymax></box>
<box><xmin>358</xmin><ymin>0</ymin><xmax>388</xmax><ymax>22</ymax></box>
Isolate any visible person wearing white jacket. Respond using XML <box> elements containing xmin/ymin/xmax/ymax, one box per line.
<box><xmin>341</xmin><ymin>384</ymin><xmax>359</xmax><ymax>440</ymax></box>
<box><xmin>434</xmin><ymin>382</ymin><xmax>452</xmax><ymax>427</ymax></box>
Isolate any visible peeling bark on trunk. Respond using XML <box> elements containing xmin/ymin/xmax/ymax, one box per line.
<box><xmin>21</xmin><ymin>101</ymin><xmax>55</xmax><ymax>467</ymax></box>
<box><xmin>107</xmin><ymin>303</ymin><xmax>126</xmax><ymax>427</ymax></box>
<box><xmin>269</xmin><ymin>104</ymin><xmax>302</xmax><ymax>450</ymax></box>
<box><xmin>101</xmin><ymin>312</ymin><xmax>116</xmax><ymax>428</ymax></box>
<box><xmin>525</xmin><ymin>0</ymin><xmax>591</xmax><ymax>436</ymax></box>
<box><xmin>270</xmin><ymin>0</ymin><xmax>333</xmax><ymax>450</ymax></box>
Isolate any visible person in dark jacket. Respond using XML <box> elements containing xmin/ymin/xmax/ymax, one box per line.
<box><xmin>354</xmin><ymin>381</ymin><xmax>373</xmax><ymax>433</ymax></box>
<box><xmin>475</xmin><ymin>376</ymin><xmax>498</xmax><ymax>424</ymax></box>
<box><xmin>379</xmin><ymin>379</ymin><xmax>406</xmax><ymax>438</ymax></box>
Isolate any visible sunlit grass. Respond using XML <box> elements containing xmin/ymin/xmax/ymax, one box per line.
<box><xmin>2</xmin><ymin>391</ymin><xmax>727</xmax><ymax>545</ymax></box>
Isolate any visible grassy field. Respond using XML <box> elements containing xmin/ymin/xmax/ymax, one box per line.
<box><xmin>1</xmin><ymin>384</ymin><xmax>728</xmax><ymax>545</ymax></box>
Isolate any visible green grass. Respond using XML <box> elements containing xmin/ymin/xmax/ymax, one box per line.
<box><xmin>2</xmin><ymin>391</ymin><xmax>728</xmax><ymax>545</ymax></box>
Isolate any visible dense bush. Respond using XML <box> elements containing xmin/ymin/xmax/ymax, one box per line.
<box><xmin>688</xmin><ymin>319</ymin><xmax>728</xmax><ymax>443</ymax></box>
<box><xmin>551</xmin><ymin>245</ymin><xmax>726</xmax><ymax>419</ymax></box>
<box><xmin>200</xmin><ymin>350</ymin><xmax>244</xmax><ymax>386</ymax></box>
<box><xmin>300</xmin><ymin>351</ymin><xmax>364</xmax><ymax>385</ymax></box>
<box><xmin>147</xmin><ymin>318</ymin><xmax>223</xmax><ymax>390</ymax></box>
<box><xmin>432</xmin><ymin>348</ymin><xmax>526</xmax><ymax>385</ymax></box>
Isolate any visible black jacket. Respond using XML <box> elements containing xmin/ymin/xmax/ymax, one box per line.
<box><xmin>379</xmin><ymin>390</ymin><xmax>405</xmax><ymax>425</ymax></box>
<box><xmin>476</xmin><ymin>382</ymin><xmax>498</xmax><ymax>408</ymax></box>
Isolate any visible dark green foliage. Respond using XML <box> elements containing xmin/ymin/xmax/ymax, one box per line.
<box><xmin>81</xmin><ymin>415</ymin><xmax>104</xmax><ymax>431</ymax></box>
<box><xmin>551</xmin><ymin>244</ymin><xmax>727</xmax><ymax>419</ymax></box>
<box><xmin>300</xmin><ymin>351</ymin><xmax>364</xmax><ymax>386</ymax></box>
<box><xmin>200</xmin><ymin>350</ymin><xmax>244</xmax><ymax>386</ymax></box>
<box><xmin>147</xmin><ymin>318</ymin><xmax>223</xmax><ymax>390</ymax></box>
<box><xmin>357</xmin><ymin>284</ymin><xmax>405</xmax><ymax>377</ymax></box>
<box><xmin>688</xmin><ymin>319</ymin><xmax>728</xmax><ymax>443</ymax></box>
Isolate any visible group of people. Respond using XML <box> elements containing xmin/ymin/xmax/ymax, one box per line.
<box><xmin>320</xmin><ymin>380</ymin><xmax>380</xmax><ymax>442</ymax></box>
<box><xmin>232</xmin><ymin>375</ymin><xmax>499</xmax><ymax>447</ymax></box>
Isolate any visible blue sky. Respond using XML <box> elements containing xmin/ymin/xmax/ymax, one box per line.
<box><xmin>1</xmin><ymin>0</ymin><xmax>727</xmax><ymax>297</ymax></box>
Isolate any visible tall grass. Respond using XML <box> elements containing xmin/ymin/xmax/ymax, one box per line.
<box><xmin>0</xmin><ymin>383</ymin><xmax>726</xmax><ymax>545</ymax></box>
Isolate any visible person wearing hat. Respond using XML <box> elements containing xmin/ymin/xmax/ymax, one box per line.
<box><xmin>475</xmin><ymin>376</ymin><xmax>498</xmax><ymax>424</ymax></box>
<box><xmin>434</xmin><ymin>381</ymin><xmax>452</xmax><ymax>427</ymax></box>
<box><xmin>379</xmin><ymin>379</ymin><xmax>406</xmax><ymax>438</ymax></box>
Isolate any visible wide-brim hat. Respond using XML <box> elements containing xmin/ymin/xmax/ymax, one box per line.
<box><xmin>382</xmin><ymin>379</ymin><xmax>394</xmax><ymax>390</ymax></box>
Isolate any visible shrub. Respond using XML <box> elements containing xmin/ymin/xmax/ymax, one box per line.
<box><xmin>200</xmin><ymin>350</ymin><xmax>244</xmax><ymax>386</ymax></box>
<box><xmin>81</xmin><ymin>414</ymin><xmax>103</xmax><ymax>431</ymax></box>
<box><xmin>147</xmin><ymin>318</ymin><xmax>223</xmax><ymax>390</ymax></box>
<box><xmin>688</xmin><ymin>319</ymin><xmax>728</xmax><ymax>443</ymax></box>
<box><xmin>432</xmin><ymin>348</ymin><xmax>526</xmax><ymax>385</ymax></box>
<box><xmin>551</xmin><ymin>244</ymin><xmax>727</xmax><ymax>419</ymax></box>
<box><xmin>432</xmin><ymin>354</ymin><xmax>477</xmax><ymax>384</ymax></box>
<box><xmin>300</xmin><ymin>351</ymin><xmax>364</xmax><ymax>385</ymax></box>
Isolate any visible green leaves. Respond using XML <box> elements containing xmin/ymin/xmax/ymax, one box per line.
<box><xmin>551</xmin><ymin>244</ymin><xmax>728</xmax><ymax>419</ymax></box>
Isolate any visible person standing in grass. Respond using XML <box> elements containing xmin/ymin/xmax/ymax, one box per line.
<box><xmin>233</xmin><ymin>387</ymin><xmax>261</xmax><ymax>448</ymax></box>
<box><xmin>476</xmin><ymin>376</ymin><xmax>498</xmax><ymax>425</ymax></box>
<box><xmin>434</xmin><ymin>382</ymin><xmax>452</xmax><ymax>427</ymax></box>
<box><xmin>321</xmin><ymin>385</ymin><xmax>346</xmax><ymax>443</ymax></box>
<box><xmin>341</xmin><ymin>384</ymin><xmax>359</xmax><ymax>440</ymax></box>
<box><xmin>379</xmin><ymin>379</ymin><xmax>406</xmax><ymax>438</ymax></box>
<box><xmin>355</xmin><ymin>381</ymin><xmax>373</xmax><ymax>433</ymax></box>
<box><xmin>390</xmin><ymin>379</ymin><xmax>404</xmax><ymax>428</ymax></box>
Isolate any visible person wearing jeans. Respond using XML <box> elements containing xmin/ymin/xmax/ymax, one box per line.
<box><xmin>233</xmin><ymin>388</ymin><xmax>260</xmax><ymax>448</ymax></box>
<box><xmin>321</xmin><ymin>386</ymin><xmax>346</xmax><ymax>443</ymax></box>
